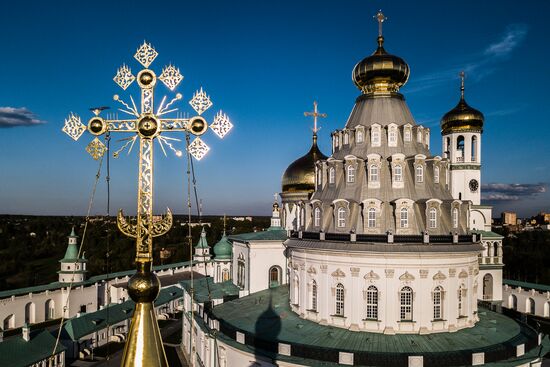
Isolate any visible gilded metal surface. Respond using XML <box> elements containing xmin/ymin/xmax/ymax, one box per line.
<box><xmin>62</xmin><ymin>42</ymin><xmax>234</xmax><ymax>367</ymax></box>
<box><xmin>441</xmin><ymin>72</ymin><xmax>484</xmax><ymax>134</ymax></box>
<box><xmin>352</xmin><ymin>10</ymin><xmax>410</xmax><ymax>94</ymax></box>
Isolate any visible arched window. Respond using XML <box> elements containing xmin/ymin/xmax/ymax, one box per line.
<box><xmin>311</xmin><ymin>280</ymin><xmax>318</xmax><ymax>311</ymax></box>
<box><xmin>372</xmin><ymin>129</ymin><xmax>380</xmax><ymax>145</ymax></box>
<box><xmin>471</xmin><ymin>136</ymin><xmax>478</xmax><ymax>162</ymax></box>
<box><xmin>417</xmin><ymin>130</ymin><xmax>422</xmax><ymax>142</ymax></box>
<box><xmin>314</xmin><ymin>207</ymin><xmax>321</xmax><ymax>227</ymax></box>
<box><xmin>335</xmin><ymin>283</ymin><xmax>345</xmax><ymax>316</ymax></box>
<box><xmin>526</xmin><ymin>298</ymin><xmax>535</xmax><ymax>314</ymax></box>
<box><xmin>222</xmin><ymin>268</ymin><xmax>230</xmax><ymax>281</ymax></box>
<box><xmin>416</xmin><ymin>165</ymin><xmax>424</xmax><ymax>183</ymax></box>
<box><xmin>45</xmin><ymin>299</ymin><xmax>55</xmax><ymax>320</ymax></box>
<box><xmin>434</xmin><ymin>166</ymin><xmax>440</xmax><ymax>184</ymax></box>
<box><xmin>269</xmin><ymin>266</ymin><xmax>281</xmax><ymax>288</ymax></box>
<box><xmin>237</xmin><ymin>254</ymin><xmax>246</xmax><ymax>288</ymax></box>
<box><xmin>404</xmin><ymin>128</ymin><xmax>411</xmax><ymax>142</ymax></box>
<box><xmin>509</xmin><ymin>294</ymin><xmax>518</xmax><ymax>310</ymax></box>
<box><xmin>356</xmin><ymin>130</ymin><xmax>364</xmax><ymax>143</ymax></box>
<box><xmin>337</xmin><ymin>207</ymin><xmax>346</xmax><ymax>228</ymax></box>
<box><xmin>370</xmin><ymin>165</ymin><xmax>379</xmax><ymax>182</ymax></box>
<box><xmin>389</xmin><ymin>129</ymin><xmax>397</xmax><ymax>145</ymax></box>
<box><xmin>368</xmin><ymin>208</ymin><xmax>376</xmax><ymax>228</ymax></box>
<box><xmin>343</xmin><ymin>133</ymin><xmax>349</xmax><ymax>145</ymax></box>
<box><xmin>366</xmin><ymin>286</ymin><xmax>378</xmax><ymax>319</ymax></box>
<box><xmin>544</xmin><ymin>301</ymin><xmax>549</xmax><ymax>318</ymax></box>
<box><xmin>334</xmin><ymin>135</ymin><xmax>339</xmax><ymax>149</ymax></box>
<box><xmin>3</xmin><ymin>314</ymin><xmax>15</xmax><ymax>330</ymax></box>
<box><xmin>347</xmin><ymin>165</ymin><xmax>355</xmax><ymax>183</ymax></box>
<box><xmin>400</xmin><ymin>286</ymin><xmax>413</xmax><ymax>321</ymax></box>
<box><xmin>25</xmin><ymin>302</ymin><xmax>35</xmax><ymax>324</ymax></box>
<box><xmin>429</xmin><ymin>208</ymin><xmax>437</xmax><ymax>228</ymax></box>
<box><xmin>400</xmin><ymin>208</ymin><xmax>409</xmax><ymax>228</ymax></box>
<box><xmin>451</xmin><ymin>208</ymin><xmax>459</xmax><ymax>228</ymax></box>
<box><xmin>482</xmin><ymin>274</ymin><xmax>493</xmax><ymax>300</ymax></box>
<box><xmin>329</xmin><ymin>167</ymin><xmax>335</xmax><ymax>184</ymax></box>
<box><xmin>457</xmin><ymin>136</ymin><xmax>465</xmax><ymax>161</ymax></box>
<box><xmin>458</xmin><ymin>285</ymin><xmax>466</xmax><ymax>317</ymax></box>
<box><xmin>394</xmin><ymin>165</ymin><xmax>402</xmax><ymax>182</ymax></box>
<box><xmin>317</xmin><ymin>168</ymin><xmax>322</xmax><ymax>186</ymax></box>
<box><xmin>433</xmin><ymin>286</ymin><xmax>443</xmax><ymax>320</ymax></box>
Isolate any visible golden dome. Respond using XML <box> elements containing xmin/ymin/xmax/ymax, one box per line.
<box><xmin>282</xmin><ymin>135</ymin><xmax>328</xmax><ymax>193</ymax></box>
<box><xmin>441</xmin><ymin>74</ymin><xmax>484</xmax><ymax>134</ymax></box>
<box><xmin>352</xmin><ymin>35</ymin><xmax>410</xmax><ymax>94</ymax></box>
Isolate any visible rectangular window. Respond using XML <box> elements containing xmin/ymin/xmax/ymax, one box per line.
<box><xmin>370</xmin><ymin>165</ymin><xmax>378</xmax><ymax>182</ymax></box>
<box><xmin>366</xmin><ymin>287</ymin><xmax>378</xmax><ymax>319</ymax></box>
<box><xmin>434</xmin><ymin>166</ymin><xmax>440</xmax><ymax>184</ymax></box>
<box><xmin>356</xmin><ymin>130</ymin><xmax>364</xmax><ymax>143</ymax></box>
<box><xmin>312</xmin><ymin>282</ymin><xmax>317</xmax><ymax>311</ymax></box>
<box><xmin>336</xmin><ymin>286</ymin><xmax>345</xmax><ymax>316</ymax></box>
<box><xmin>368</xmin><ymin>209</ymin><xmax>376</xmax><ymax>228</ymax></box>
<box><xmin>416</xmin><ymin>166</ymin><xmax>423</xmax><ymax>183</ymax></box>
<box><xmin>337</xmin><ymin>209</ymin><xmax>346</xmax><ymax>228</ymax></box>
<box><xmin>389</xmin><ymin>130</ymin><xmax>397</xmax><ymax>145</ymax></box>
<box><xmin>347</xmin><ymin>166</ymin><xmax>355</xmax><ymax>183</ymax></box>
<box><xmin>372</xmin><ymin>130</ymin><xmax>380</xmax><ymax>145</ymax></box>
<box><xmin>404</xmin><ymin>128</ymin><xmax>411</xmax><ymax>142</ymax></box>
<box><xmin>433</xmin><ymin>290</ymin><xmax>442</xmax><ymax>320</ymax></box>
<box><xmin>394</xmin><ymin>165</ymin><xmax>402</xmax><ymax>182</ymax></box>
<box><xmin>400</xmin><ymin>289</ymin><xmax>413</xmax><ymax>321</ymax></box>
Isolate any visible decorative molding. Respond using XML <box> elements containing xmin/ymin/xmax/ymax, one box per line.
<box><xmin>299</xmin><ymin>263</ymin><xmax>306</xmax><ymax>271</ymax></box>
<box><xmin>364</xmin><ymin>270</ymin><xmax>380</xmax><ymax>281</ymax></box>
<box><xmin>307</xmin><ymin>266</ymin><xmax>317</xmax><ymax>275</ymax></box>
<box><xmin>419</xmin><ymin>270</ymin><xmax>429</xmax><ymax>279</ymax></box>
<box><xmin>350</xmin><ymin>267</ymin><xmax>360</xmax><ymax>277</ymax></box>
<box><xmin>320</xmin><ymin>264</ymin><xmax>328</xmax><ymax>274</ymax></box>
<box><xmin>385</xmin><ymin>269</ymin><xmax>395</xmax><ymax>278</ymax></box>
<box><xmin>332</xmin><ymin>268</ymin><xmax>346</xmax><ymax>278</ymax></box>
<box><xmin>449</xmin><ymin>268</ymin><xmax>456</xmax><ymax>278</ymax></box>
<box><xmin>458</xmin><ymin>270</ymin><xmax>468</xmax><ymax>279</ymax></box>
<box><xmin>433</xmin><ymin>271</ymin><xmax>446</xmax><ymax>281</ymax></box>
<box><xmin>399</xmin><ymin>271</ymin><xmax>415</xmax><ymax>282</ymax></box>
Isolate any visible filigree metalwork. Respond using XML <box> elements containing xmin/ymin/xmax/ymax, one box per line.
<box><xmin>159</xmin><ymin>64</ymin><xmax>183</xmax><ymax>91</ymax></box>
<box><xmin>85</xmin><ymin>137</ymin><xmax>107</xmax><ymax>160</ymax></box>
<box><xmin>188</xmin><ymin>136</ymin><xmax>210</xmax><ymax>160</ymax></box>
<box><xmin>62</xmin><ymin>113</ymin><xmax>86</xmax><ymax>141</ymax></box>
<box><xmin>211</xmin><ymin>111</ymin><xmax>233</xmax><ymax>138</ymax></box>
<box><xmin>189</xmin><ymin>87</ymin><xmax>213</xmax><ymax>115</ymax></box>
<box><xmin>134</xmin><ymin>41</ymin><xmax>158</xmax><ymax>68</ymax></box>
<box><xmin>113</xmin><ymin>64</ymin><xmax>135</xmax><ymax>90</ymax></box>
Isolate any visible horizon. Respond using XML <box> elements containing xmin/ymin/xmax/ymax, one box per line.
<box><xmin>1</xmin><ymin>0</ymin><xmax>549</xmax><ymax>217</ymax></box>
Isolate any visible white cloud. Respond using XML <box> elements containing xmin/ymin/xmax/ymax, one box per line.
<box><xmin>484</xmin><ymin>24</ymin><xmax>528</xmax><ymax>57</ymax></box>
<box><xmin>0</xmin><ymin>107</ymin><xmax>46</xmax><ymax>128</ymax></box>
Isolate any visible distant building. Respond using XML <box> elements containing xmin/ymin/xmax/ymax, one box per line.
<box><xmin>502</xmin><ymin>211</ymin><xmax>517</xmax><ymax>226</ymax></box>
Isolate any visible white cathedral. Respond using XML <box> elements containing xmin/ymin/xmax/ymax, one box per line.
<box><xmin>180</xmin><ymin>12</ymin><xmax>546</xmax><ymax>367</ymax></box>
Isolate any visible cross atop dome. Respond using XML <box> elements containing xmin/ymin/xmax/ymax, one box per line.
<box><xmin>459</xmin><ymin>71</ymin><xmax>465</xmax><ymax>99</ymax></box>
<box><xmin>304</xmin><ymin>101</ymin><xmax>327</xmax><ymax>136</ymax></box>
<box><xmin>374</xmin><ymin>10</ymin><xmax>387</xmax><ymax>37</ymax></box>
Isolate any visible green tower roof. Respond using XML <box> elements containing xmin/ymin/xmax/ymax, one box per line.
<box><xmin>213</xmin><ymin>232</ymin><xmax>232</xmax><ymax>260</ymax></box>
<box><xmin>60</xmin><ymin>227</ymin><xmax>86</xmax><ymax>263</ymax></box>
<box><xmin>195</xmin><ymin>227</ymin><xmax>209</xmax><ymax>249</ymax></box>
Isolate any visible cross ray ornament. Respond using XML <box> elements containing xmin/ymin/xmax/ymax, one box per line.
<box><xmin>61</xmin><ymin>41</ymin><xmax>233</xmax><ymax>367</ymax></box>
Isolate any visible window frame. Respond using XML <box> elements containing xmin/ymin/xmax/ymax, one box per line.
<box><xmin>400</xmin><ymin>286</ymin><xmax>413</xmax><ymax>321</ymax></box>
<box><xmin>337</xmin><ymin>207</ymin><xmax>346</xmax><ymax>228</ymax></box>
<box><xmin>367</xmin><ymin>207</ymin><xmax>376</xmax><ymax>228</ymax></box>
<box><xmin>366</xmin><ymin>285</ymin><xmax>378</xmax><ymax>320</ymax></box>
<box><xmin>335</xmin><ymin>283</ymin><xmax>345</xmax><ymax>316</ymax></box>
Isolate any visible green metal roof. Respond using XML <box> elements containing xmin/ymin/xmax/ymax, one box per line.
<box><xmin>0</xmin><ymin>261</ymin><xmax>196</xmax><ymax>299</ymax></box>
<box><xmin>473</xmin><ymin>230</ymin><xmax>504</xmax><ymax>239</ymax></box>
<box><xmin>228</xmin><ymin>228</ymin><xmax>288</xmax><ymax>242</ymax></box>
<box><xmin>212</xmin><ymin>285</ymin><xmax>531</xmax><ymax>354</ymax></box>
<box><xmin>180</xmin><ymin>277</ymin><xmax>239</xmax><ymax>303</ymax></box>
<box><xmin>63</xmin><ymin>286</ymin><xmax>182</xmax><ymax>340</ymax></box>
<box><xmin>195</xmin><ymin>227</ymin><xmax>209</xmax><ymax>249</ymax></box>
<box><xmin>503</xmin><ymin>279</ymin><xmax>550</xmax><ymax>292</ymax></box>
<box><xmin>0</xmin><ymin>330</ymin><xmax>66</xmax><ymax>367</ymax></box>
<box><xmin>213</xmin><ymin>233</ymin><xmax>232</xmax><ymax>260</ymax></box>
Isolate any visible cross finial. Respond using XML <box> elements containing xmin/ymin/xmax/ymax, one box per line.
<box><xmin>374</xmin><ymin>10</ymin><xmax>387</xmax><ymax>37</ymax></box>
<box><xmin>274</xmin><ymin>193</ymin><xmax>278</xmax><ymax>202</ymax></box>
<box><xmin>459</xmin><ymin>71</ymin><xmax>465</xmax><ymax>99</ymax></box>
<box><xmin>223</xmin><ymin>214</ymin><xmax>226</xmax><ymax>233</ymax></box>
<box><xmin>304</xmin><ymin>101</ymin><xmax>327</xmax><ymax>136</ymax></box>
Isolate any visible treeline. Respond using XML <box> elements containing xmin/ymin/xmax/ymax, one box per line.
<box><xmin>500</xmin><ymin>229</ymin><xmax>550</xmax><ymax>285</ymax></box>
<box><xmin>0</xmin><ymin>215</ymin><xmax>270</xmax><ymax>291</ymax></box>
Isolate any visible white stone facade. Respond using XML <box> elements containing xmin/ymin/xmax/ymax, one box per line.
<box><xmin>289</xmin><ymin>248</ymin><xmax>480</xmax><ymax>333</ymax></box>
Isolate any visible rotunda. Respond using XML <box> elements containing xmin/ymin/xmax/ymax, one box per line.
<box><xmin>285</xmin><ymin>13</ymin><xmax>483</xmax><ymax>335</ymax></box>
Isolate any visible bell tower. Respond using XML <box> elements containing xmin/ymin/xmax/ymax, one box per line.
<box><xmin>441</xmin><ymin>72</ymin><xmax>483</xmax><ymax>205</ymax></box>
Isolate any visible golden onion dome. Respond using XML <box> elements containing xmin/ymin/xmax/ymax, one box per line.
<box><xmin>352</xmin><ymin>35</ymin><xmax>410</xmax><ymax>94</ymax></box>
<box><xmin>441</xmin><ymin>74</ymin><xmax>484</xmax><ymax>134</ymax></box>
<box><xmin>282</xmin><ymin>135</ymin><xmax>328</xmax><ymax>193</ymax></box>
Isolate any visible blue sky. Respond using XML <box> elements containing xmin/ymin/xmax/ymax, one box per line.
<box><xmin>0</xmin><ymin>0</ymin><xmax>548</xmax><ymax>217</ymax></box>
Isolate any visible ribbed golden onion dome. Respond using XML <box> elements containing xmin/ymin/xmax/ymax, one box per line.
<box><xmin>441</xmin><ymin>75</ymin><xmax>484</xmax><ymax>134</ymax></box>
<box><xmin>282</xmin><ymin>134</ymin><xmax>328</xmax><ymax>193</ymax></box>
<box><xmin>352</xmin><ymin>35</ymin><xmax>410</xmax><ymax>94</ymax></box>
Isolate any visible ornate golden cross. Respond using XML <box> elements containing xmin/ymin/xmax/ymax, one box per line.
<box><xmin>304</xmin><ymin>101</ymin><xmax>327</xmax><ymax>135</ymax></box>
<box><xmin>62</xmin><ymin>41</ymin><xmax>233</xmax><ymax>367</ymax></box>
<box><xmin>459</xmin><ymin>70</ymin><xmax>466</xmax><ymax>98</ymax></box>
<box><xmin>374</xmin><ymin>10</ymin><xmax>387</xmax><ymax>37</ymax></box>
